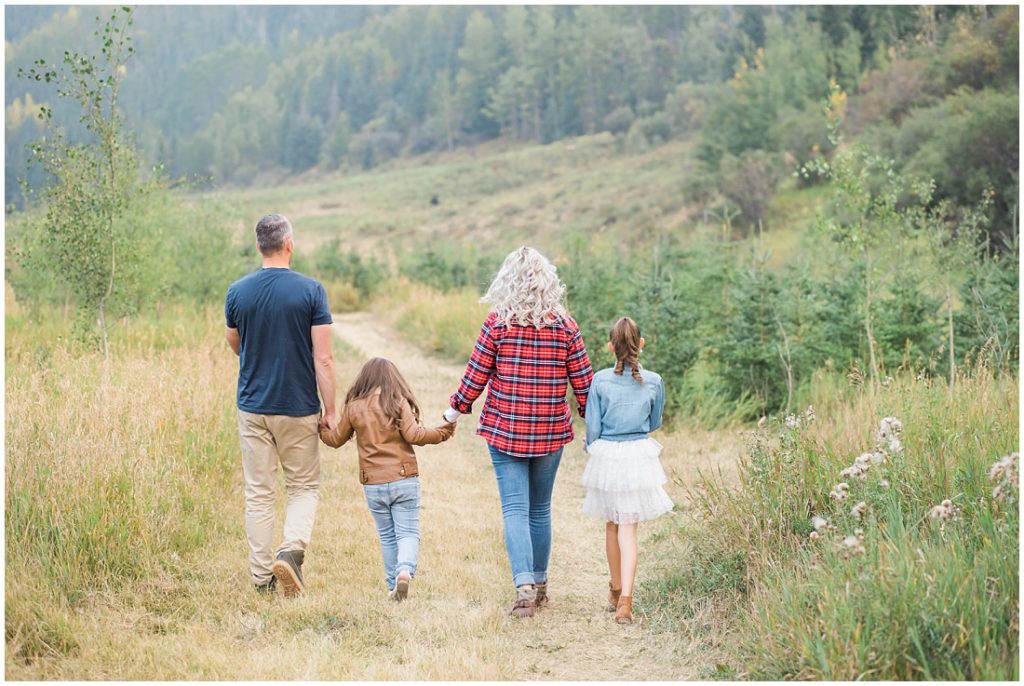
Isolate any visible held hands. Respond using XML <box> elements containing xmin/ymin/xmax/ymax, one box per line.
<box><xmin>437</xmin><ymin>407</ymin><xmax>459</xmax><ymax>441</ymax></box>
<box><xmin>320</xmin><ymin>410</ymin><xmax>338</xmax><ymax>432</ymax></box>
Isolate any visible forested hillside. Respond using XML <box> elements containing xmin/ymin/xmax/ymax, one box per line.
<box><xmin>6</xmin><ymin>5</ymin><xmax>1018</xmax><ymax>236</ymax></box>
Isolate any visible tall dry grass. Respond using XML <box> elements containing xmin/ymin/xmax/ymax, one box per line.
<box><xmin>371</xmin><ymin>280</ymin><xmax>489</xmax><ymax>361</ymax></box>
<box><xmin>5</xmin><ymin>305</ymin><xmax>240</xmax><ymax>664</ymax></box>
<box><xmin>644</xmin><ymin>365</ymin><xmax>1019</xmax><ymax>679</ymax></box>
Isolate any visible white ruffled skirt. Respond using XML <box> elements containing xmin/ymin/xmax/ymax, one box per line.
<box><xmin>581</xmin><ymin>438</ymin><xmax>674</xmax><ymax>524</ymax></box>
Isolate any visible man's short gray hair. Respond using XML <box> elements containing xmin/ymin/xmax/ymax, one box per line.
<box><xmin>255</xmin><ymin>214</ymin><xmax>293</xmax><ymax>255</ymax></box>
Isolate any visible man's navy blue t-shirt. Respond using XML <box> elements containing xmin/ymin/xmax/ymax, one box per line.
<box><xmin>225</xmin><ymin>268</ymin><xmax>333</xmax><ymax>416</ymax></box>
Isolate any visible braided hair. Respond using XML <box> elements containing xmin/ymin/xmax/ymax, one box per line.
<box><xmin>610</xmin><ymin>317</ymin><xmax>643</xmax><ymax>383</ymax></box>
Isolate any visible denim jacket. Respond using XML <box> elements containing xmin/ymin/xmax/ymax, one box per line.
<box><xmin>585</xmin><ymin>365</ymin><xmax>665</xmax><ymax>445</ymax></box>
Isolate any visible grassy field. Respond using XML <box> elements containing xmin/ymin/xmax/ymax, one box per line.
<box><xmin>6</xmin><ymin>134</ymin><xmax>1017</xmax><ymax>679</ymax></box>
<box><xmin>205</xmin><ymin>133</ymin><xmax>820</xmax><ymax>269</ymax></box>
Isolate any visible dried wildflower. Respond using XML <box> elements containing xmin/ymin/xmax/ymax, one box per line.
<box><xmin>804</xmin><ymin>405</ymin><xmax>816</xmax><ymax>424</ymax></box>
<box><xmin>784</xmin><ymin>414</ymin><xmax>800</xmax><ymax>429</ymax></box>
<box><xmin>878</xmin><ymin>417</ymin><xmax>903</xmax><ymax>440</ymax></box>
<box><xmin>811</xmin><ymin>516</ymin><xmax>829</xmax><ymax>532</ymax></box>
<box><xmin>840</xmin><ymin>465</ymin><xmax>864</xmax><ymax>479</ymax></box>
<box><xmin>829</xmin><ymin>482</ymin><xmax>849</xmax><ymax>501</ymax></box>
<box><xmin>887</xmin><ymin>436</ymin><xmax>903</xmax><ymax>455</ymax></box>
<box><xmin>871</xmin><ymin>451</ymin><xmax>886</xmax><ymax>465</ymax></box>
<box><xmin>989</xmin><ymin>452</ymin><xmax>1018</xmax><ymax>482</ymax></box>
<box><xmin>854</xmin><ymin>452</ymin><xmax>874</xmax><ymax>468</ymax></box>
<box><xmin>851</xmin><ymin>501</ymin><xmax>868</xmax><ymax>519</ymax></box>
<box><xmin>853</xmin><ymin>527</ymin><xmax>864</xmax><ymax>538</ymax></box>
<box><xmin>809</xmin><ymin>531</ymin><xmax>820</xmax><ymax>540</ymax></box>
<box><xmin>842</xmin><ymin>534</ymin><xmax>866</xmax><ymax>556</ymax></box>
<box><xmin>757</xmin><ymin>415</ymin><xmax>767</xmax><ymax>429</ymax></box>
<box><xmin>879</xmin><ymin>479</ymin><xmax>890</xmax><ymax>489</ymax></box>
<box><xmin>928</xmin><ymin>499</ymin><xmax>958</xmax><ymax>521</ymax></box>
<box><xmin>881</xmin><ymin>376</ymin><xmax>894</xmax><ymax>387</ymax></box>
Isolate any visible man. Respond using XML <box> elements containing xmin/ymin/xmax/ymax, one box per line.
<box><xmin>225</xmin><ymin>214</ymin><xmax>337</xmax><ymax>597</ymax></box>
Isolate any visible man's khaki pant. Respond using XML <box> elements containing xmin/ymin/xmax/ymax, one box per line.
<box><xmin>237</xmin><ymin>410</ymin><xmax>321</xmax><ymax>584</ymax></box>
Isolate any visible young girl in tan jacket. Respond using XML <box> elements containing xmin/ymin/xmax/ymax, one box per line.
<box><xmin>320</xmin><ymin>357</ymin><xmax>454</xmax><ymax>599</ymax></box>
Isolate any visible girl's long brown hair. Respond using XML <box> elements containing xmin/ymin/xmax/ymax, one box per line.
<box><xmin>345</xmin><ymin>357</ymin><xmax>421</xmax><ymax>426</ymax></box>
<box><xmin>610</xmin><ymin>317</ymin><xmax>643</xmax><ymax>383</ymax></box>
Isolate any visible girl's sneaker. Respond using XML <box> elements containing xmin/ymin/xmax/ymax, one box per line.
<box><xmin>392</xmin><ymin>570</ymin><xmax>411</xmax><ymax>601</ymax></box>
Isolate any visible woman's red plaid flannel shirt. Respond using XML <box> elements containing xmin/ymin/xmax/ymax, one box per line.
<box><xmin>450</xmin><ymin>311</ymin><xmax>594</xmax><ymax>457</ymax></box>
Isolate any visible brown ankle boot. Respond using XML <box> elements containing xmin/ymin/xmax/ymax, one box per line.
<box><xmin>534</xmin><ymin>582</ymin><xmax>548</xmax><ymax>609</ymax></box>
<box><xmin>607</xmin><ymin>582</ymin><xmax>622</xmax><ymax>612</ymax></box>
<box><xmin>510</xmin><ymin>585</ymin><xmax>536</xmax><ymax>618</ymax></box>
<box><xmin>615</xmin><ymin>596</ymin><xmax>633</xmax><ymax>624</ymax></box>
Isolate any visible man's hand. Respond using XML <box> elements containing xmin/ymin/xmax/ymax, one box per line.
<box><xmin>320</xmin><ymin>411</ymin><xmax>338</xmax><ymax>431</ymax></box>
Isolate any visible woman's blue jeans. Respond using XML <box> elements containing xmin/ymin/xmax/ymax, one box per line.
<box><xmin>363</xmin><ymin>476</ymin><xmax>420</xmax><ymax>591</ymax></box>
<box><xmin>488</xmin><ymin>445</ymin><xmax>563</xmax><ymax>587</ymax></box>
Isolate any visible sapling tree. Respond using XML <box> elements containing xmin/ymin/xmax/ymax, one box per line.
<box><xmin>19</xmin><ymin>7</ymin><xmax>147</xmax><ymax>358</ymax></box>
<box><xmin>926</xmin><ymin>191</ymin><xmax>993</xmax><ymax>396</ymax></box>
<box><xmin>803</xmin><ymin>81</ymin><xmax>931</xmax><ymax>386</ymax></box>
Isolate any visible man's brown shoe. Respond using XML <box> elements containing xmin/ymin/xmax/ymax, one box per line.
<box><xmin>615</xmin><ymin>596</ymin><xmax>633</xmax><ymax>624</ymax></box>
<box><xmin>607</xmin><ymin>582</ymin><xmax>622</xmax><ymax>612</ymax></box>
<box><xmin>272</xmin><ymin>550</ymin><xmax>305</xmax><ymax>598</ymax></box>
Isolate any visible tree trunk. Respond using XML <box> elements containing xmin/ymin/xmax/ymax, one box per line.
<box><xmin>864</xmin><ymin>247</ymin><xmax>879</xmax><ymax>385</ymax></box>
<box><xmin>946</xmin><ymin>280</ymin><xmax>955</xmax><ymax>399</ymax></box>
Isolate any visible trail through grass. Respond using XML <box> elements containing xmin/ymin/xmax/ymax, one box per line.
<box><xmin>6</xmin><ymin>310</ymin><xmax>736</xmax><ymax>679</ymax></box>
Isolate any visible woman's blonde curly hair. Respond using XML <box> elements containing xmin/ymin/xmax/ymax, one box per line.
<box><xmin>481</xmin><ymin>246</ymin><xmax>568</xmax><ymax>328</ymax></box>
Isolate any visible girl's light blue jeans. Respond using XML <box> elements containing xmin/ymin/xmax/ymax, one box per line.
<box><xmin>487</xmin><ymin>445</ymin><xmax>563</xmax><ymax>587</ymax></box>
<box><xmin>363</xmin><ymin>476</ymin><xmax>420</xmax><ymax>591</ymax></box>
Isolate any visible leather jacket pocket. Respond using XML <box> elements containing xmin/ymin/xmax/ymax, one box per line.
<box><xmin>398</xmin><ymin>461</ymin><xmax>419</xmax><ymax>478</ymax></box>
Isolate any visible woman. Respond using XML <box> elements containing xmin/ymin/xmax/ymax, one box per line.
<box><xmin>444</xmin><ymin>247</ymin><xmax>593</xmax><ymax>618</ymax></box>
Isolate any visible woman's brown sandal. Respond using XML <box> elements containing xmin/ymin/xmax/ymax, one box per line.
<box><xmin>607</xmin><ymin>582</ymin><xmax>622</xmax><ymax>612</ymax></box>
<box><xmin>510</xmin><ymin>585</ymin><xmax>536</xmax><ymax>618</ymax></box>
<box><xmin>615</xmin><ymin>596</ymin><xmax>633</xmax><ymax>624</ymax></box>
<box><xmin>534</xmin><ymin>582</ymin><xmax>548</xmax><ymax>609</ymax></box>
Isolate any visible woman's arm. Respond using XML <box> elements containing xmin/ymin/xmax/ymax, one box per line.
<box><xmin>566</xmin><ymin>323</ymin><xmax>594</xmax><ymax>417</ymax></box>
<box><xmin>399</xmin><ymin>401</ymin><xmax>453</xmax><ymax>446</ymax></box>
<box><xmin>449</xmin><ymin>316</ymin><xmax>498</xmax><ymax>414</ymax></box>
<box><xmin>320</xmin><ymin>405</ymin><xmax>354</xmax><ymax>448</ymax></box>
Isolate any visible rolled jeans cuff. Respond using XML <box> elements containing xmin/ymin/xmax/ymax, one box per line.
<box><xmin>512</xmin><ymin>572</ymin><xmax>536</xmax><ymax>587</ymax></box>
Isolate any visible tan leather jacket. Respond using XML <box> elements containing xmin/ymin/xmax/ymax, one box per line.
<box><xmin>319</xmin><ymin>388</ymin><xmax>453</xmax><ymax>484</ymax></box>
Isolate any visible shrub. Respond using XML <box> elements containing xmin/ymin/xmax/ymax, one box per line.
<box><xmin>718</xmin><ymin>150</ymin><xmax>783</xmax><ymax>230</ymax></box>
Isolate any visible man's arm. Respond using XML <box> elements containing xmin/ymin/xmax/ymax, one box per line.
<box><xmin>311</xmin><ymin>324</ymin><xmax>337</xmax><ymax>430</ymax></box>
<box><xmin>226</xmin><ymin>327</ymin><xmax>241</xmax><ymax>356</ymax></box>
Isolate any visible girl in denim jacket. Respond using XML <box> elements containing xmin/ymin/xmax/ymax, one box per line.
<box><xmin>582</xmin><ymin>317</ymin><xmax>673</xmax><ymax>624</ymax></box>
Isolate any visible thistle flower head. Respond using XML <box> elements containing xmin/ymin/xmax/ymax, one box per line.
<box><xmin>928</xmin><ymin>499</ymin><xmax>958</xmax><ymax>521</ymax></box>
<box><xmin>878</xmin><ymin>416</ymin><xmax>903</xmax><ymax>440</ymax></box>
<box><xmin>851</xmin><ymin>501</ymin><xmax>868</xmax><ymax>519</ymax></box>
<box><xmin>841</xmin><ymin>464</ymin><xmax>865</xmax><ymax>479</ymax></box>
<box><xmin>811</xmin><ymin>515</ymin><xmax>828</xmax><ymax>532</ymax></box>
